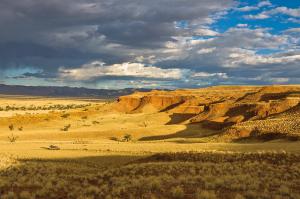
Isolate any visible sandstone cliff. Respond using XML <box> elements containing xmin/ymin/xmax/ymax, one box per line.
<box><xmin>115</xmin><ymin>85</ymin><xmax>300</xmax><ymax>141</ymax></box>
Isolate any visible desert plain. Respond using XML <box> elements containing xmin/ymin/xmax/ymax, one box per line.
<box><xmin>0</xmin><ymin>85</ymin><xmax>300</xmax><ymax>199</ymax></box>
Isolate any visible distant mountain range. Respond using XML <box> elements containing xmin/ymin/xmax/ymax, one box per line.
<box><xmin>0</xmin><ymin>84</ymin><xmax>151</xmax><ymax>98</ymax></box>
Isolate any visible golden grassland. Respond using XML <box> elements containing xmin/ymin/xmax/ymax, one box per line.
<box><xmin>0</xmin><ymin>152</ymin><xmax>299</xmax><ymax>199</ymax></box>
<box><xmin>0</xmin><ymin>95</ymin><xmax>300</xmax><ymax>199</ymax></box>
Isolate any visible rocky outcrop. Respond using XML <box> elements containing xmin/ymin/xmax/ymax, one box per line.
<box><xmin>115</xmin><ymin>85</ymin><xmax>300</xmax><ymax>140</ymax></box>
<box><xmin>115</xmin><ymin>86</ymin><xmax>260</xmax><ymax>114</ymax></box>
<box><xmin>115</xmin><ymin>93</ymin><xmax>191</xmax><ymax>113</ymax></box>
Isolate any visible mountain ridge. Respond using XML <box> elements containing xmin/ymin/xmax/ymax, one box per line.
<box><xmin>0</xmin><ymin>84</ymin><xmax>152</xmax><ymax>98</ymax></box>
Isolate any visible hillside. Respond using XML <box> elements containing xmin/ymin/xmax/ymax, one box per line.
<box><xmin>115</xmin><ymin>85</ymin><xmax>300</xmax><ymax>141</ymax></box>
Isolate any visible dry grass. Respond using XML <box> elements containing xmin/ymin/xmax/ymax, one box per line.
<box><xmin>0</xmin><ymin>152</ymin><xmax>299</xmax><ymax>199</ymax></box>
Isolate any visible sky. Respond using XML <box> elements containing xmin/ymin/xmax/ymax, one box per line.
<box><xmin>0</xmin><ymin>0</ymin><xmax>300</xmax><ymax>89</ymax></box>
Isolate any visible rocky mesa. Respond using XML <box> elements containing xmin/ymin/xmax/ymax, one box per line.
<box><xmin>115</xmin><ymin>85</ymin><xmax>300</xmax><ymax>141</ymax></box>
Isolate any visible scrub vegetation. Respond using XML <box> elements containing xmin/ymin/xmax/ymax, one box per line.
<box><xmin>0</xmin><ymin>152</ymin><xmax>299</xmax><ymax>199</ymax></box>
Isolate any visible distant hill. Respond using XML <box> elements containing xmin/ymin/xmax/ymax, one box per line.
<box><xmin>0</xmin><ymin>84</ymin><xmax>151</xmax><ymax>98</ymax></box>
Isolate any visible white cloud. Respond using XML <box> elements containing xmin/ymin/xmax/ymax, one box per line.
<box><xmin>225</xmin><ymin>50</ymin><xmax>300</xmax><ymax>67</ymax></box>
<box><xmin>268</xmin><ymin>77</ymin><xmax>290</xmax><ymax>83</ymax></box>
<box><xmin>134</xmin><ymin>55</ymin><xmax>157</xmax><ymax>64</ymax></box>
<box><xmin>271</xmin><ymin>7</ymin><xmax>300</xmax><ymax>17</ymax></box>
<box><xmin>236</xmin><ymin>23</ymin><xmax>248</xmax><ymax>28</ymax></box>
<box><xmin>236</xmin><ymin>1</ymin><xmax>271</xmax><ymax>12</ymax></box>
<box><xmin>257</xmin><ymin>1</ymin><xmax>272</xmax><ymax>7</ymax></box>
<box><xmin>194</xmin><ymin>28</ymin><xmax>219</xmax><ymax>36</ymax></box>
<box><xmin>236</xmin><ymin>6</ymin><xmax>258</xmax><ymax>12</ymax></box>
<box><xmin>212</xmin><ymin>28</ymin><xmax>288</xmax><ymax>49</ymax></box>
<box><xmin>246</xmin><ymin>6</ymin><xmax>300</xmax><ymax>20</ymax></box>
<box><xmin>59</xmin><ymin>62</ymin><xmax>185</xmax><ymax>80</ymax></box>
<box><xmin>192</xmin><ymin>72</ymin><xmax>228</xmax><ymax>79</ymax></box>
<box><xmin>161</xmin><ymin>27</ymin><xmax>289</xmax><ymax>68</ymax></box>
<box><xmin>287</xmin><ymin>18</ymin><xmax>300</xmax><ymax>23</ymax></box>
<box><xmin>197</xmin><ymin>47</ymin><xmax>216</xmax><ymax>54</ymax></box>
<box><xmin>284</xmin><ymin>28</ymin><xmax>300</xmax><ymax>33</ymax></box>
<box><xmin>156</xmin><ymin>26</ymin><xmax>296</xmax><ymax>72</ymax></box>
<box><xmin>244</xmin><ymin>13</ymin><xmax>270</xmax><ymax>19</ymax></box>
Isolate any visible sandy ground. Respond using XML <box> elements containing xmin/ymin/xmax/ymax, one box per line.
<box><xmin>0</xmin><ymin>95</ymin><xmax>299</xmax><ymax>161</ymax></box>
<box><xmin>1</xmin><ymin>141</ymin><xmax>300</xmax><ymax>160</ymax></box>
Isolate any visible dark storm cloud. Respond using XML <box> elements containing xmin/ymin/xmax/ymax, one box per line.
<box><xmin>0</xmin><ymin>0</ymin><xmax>234</xmax><ymax>74</ymax></box>
<box><xmin>0</xmin><ymin>41</ymin><xmax>122</xmax><ymax>72</ymax></box>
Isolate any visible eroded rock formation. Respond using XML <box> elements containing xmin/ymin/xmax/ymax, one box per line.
<box><xmin>115</xmin><ymin>85</ymin><xmax>300</xmax><ymax>141</ymax></box>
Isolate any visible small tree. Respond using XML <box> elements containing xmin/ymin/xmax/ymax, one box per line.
<box><xmin>8</xmin><ymin>124</ymin><xmax>14</xmax><ymax>131</ymax></box>
<box><xmin>123</xmin><ymin>134</ymin><xmax>132</xmax><ymax>142</ymax></box>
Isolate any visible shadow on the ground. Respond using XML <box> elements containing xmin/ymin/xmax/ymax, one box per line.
<box><xmin>139</xmin><ymin>123</ymin><xmax>219</xmax><ymax>141</ymax></box>
<box><xmin>233</xmin><ymin>132</ymin><xmax>300</xmax><ymax>143</ymax></box>
<box><xmin>165</xmin><ymin>113</ymin><xmax>197</xmax><ymax>125</ymax></box>
<box><xmin>159</xmin><ymin>101</ymin><xmax>186</xmax><ymax>112</ymax></box>
<box><xmin>18</xmin><ymin>154</ymin><xmax>146</xmax><ymax>169</ymax></box>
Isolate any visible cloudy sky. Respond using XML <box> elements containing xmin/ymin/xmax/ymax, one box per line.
<box><xmin>1</xmin><ymin>0</ymin><xmax>300</xmax><ymax>89</ymax></box>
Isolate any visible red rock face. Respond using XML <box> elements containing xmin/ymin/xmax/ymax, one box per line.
<box><xmin>115</xmin><ymin>94</ymin><xmax>189</xmax><ymax>112</ymax></box>
<box><xmin>115</xmin><ymin>96</ymin><xmax>142</xmax><ymax>112</ymax></box>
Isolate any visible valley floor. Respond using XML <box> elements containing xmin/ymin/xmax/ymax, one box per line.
<box><xmin>0</xmin><ymin>95</ymin><xmax>299</xmax><ymax>199</ymax></box>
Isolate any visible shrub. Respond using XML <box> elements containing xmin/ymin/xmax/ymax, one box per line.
<box><xmin>8</xmin><ymin>124</ymin><xmax>14</xmax><ymax>131</ymax></box>
<box><xmin>279</xmin><ymin>185</ymin><xmax>290</xmax><ymax>195</ymax></box>
<box><xmin>170</xmin><ymin>186</ymin><xmax>184</xmax><ymax>199</ymax></box>
<box><xmin>8</xmin><ymin>133</ymin><xmax>18</xmax><ymax>143</ymax></box>
<box><xmin>123</xmin><ymin>134</ymin><xmax>132</xmax><ymax>142</ymax></box>
<box><xmin>234</xmin><ymin>194</ymin><xmax>246</xmax><ymax>199</ymax></box>
<box><xmin>0</xmin><ymin>151</ymin><xmax>299</xmax><ymax>199</ymax></box>
<box><xmin>196</xmin><ymin>190</ymin><xmax>217</xmax><ymax>199</ymax></box>
<box><xmin>47</xmin><ymin>145</ymin><xmax>60</xmax><ymax>150</ymax></box>
<box><xmin>19</xmin><ymin>191</ymin><xmax>32</xmax><ymax>199</ymax></box>
<box><xmin>61</xmin><ymin>113</ymin><xmax>70</xmax><ymax>118</ymax></box>
<box><xmin>6</xmin><ymin>191</ymin><xmax>16</xmax><ymax>199</ymax></box>
<box><xmin>92</xmin><ymin>121</ymin><xmax>100</xmax><ymax>125</ymax></box>
<box><xmin>61</xmin><ymin>124</ymin><xmax>71</xmax><ymax>131</ymax></box>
